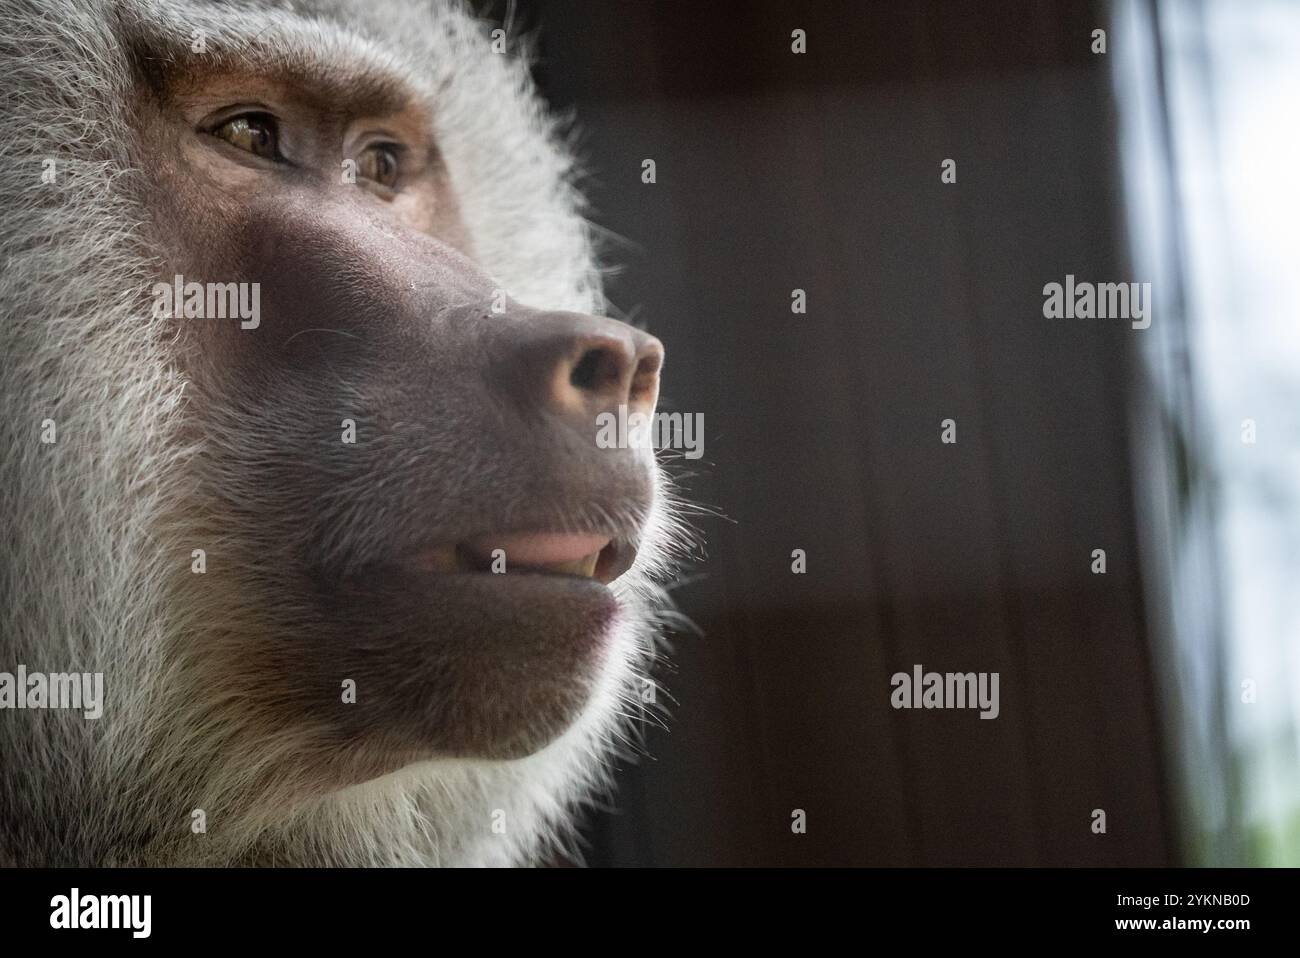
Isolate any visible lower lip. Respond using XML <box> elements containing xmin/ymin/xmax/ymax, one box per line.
<box><xmin>398</xmin><ymin>563</ymin><xmax>624</xmax><ymax>644</ymax></box>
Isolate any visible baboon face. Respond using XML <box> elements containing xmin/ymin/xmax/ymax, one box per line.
<box><xmin>0</xmin><ymin>0</ymin><xmax>682</xmax><ymax>864</ymax></box>
<box><xmin>138</xmin><ymin>21</ymin><xmax>666</xmax><ymax>779</ymax></box>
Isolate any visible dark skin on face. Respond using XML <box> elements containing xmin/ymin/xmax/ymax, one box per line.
<box><xmin>137</xmin><ymin>61</ymin><xmax>664</xmax><ymax>793</ymax></box>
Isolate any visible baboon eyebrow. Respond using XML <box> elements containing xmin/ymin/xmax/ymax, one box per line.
<box><xmin>126</xmin><ymin>13</ymin><xmax>422</xmax><ymax>119</ymax></box>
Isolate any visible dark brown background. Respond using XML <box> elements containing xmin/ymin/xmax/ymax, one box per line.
<box><xmin>493</xmin><ymin>0</ymin><xmax>1174</xmax><ymax>866</ymax></box>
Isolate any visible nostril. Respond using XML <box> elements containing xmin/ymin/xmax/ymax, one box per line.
<box><xmin>506</xmin><ymin>312</ymin><xmax>662</xmax><ymax>418</ymax></box>
<box><xmin>628</xmin><ymin>352</ymin><xmax>661</xmax><ymax>407</ymax></box>
<box><xmin>569</xmin><ymin>345</ymin><xmax>625</xmax><ymax>395</ymax></box>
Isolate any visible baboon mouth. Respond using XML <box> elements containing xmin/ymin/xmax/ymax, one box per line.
<box><xmin>411</xmin><ymin>532</ymin><xmax>635</xmax><ymax>584</ymax></box>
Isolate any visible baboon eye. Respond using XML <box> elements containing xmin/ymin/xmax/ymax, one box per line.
<box><xmin>211</xmin><ymin>113</ymin><xmax>281</xmax><ymax>160</ymax></box>
<box><xmin>356</xmin><ymin>144</ymin><xmax>401</xmax><ymax>188</ymax></box>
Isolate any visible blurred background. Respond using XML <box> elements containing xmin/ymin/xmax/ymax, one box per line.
<box><xmin>479</xmin><ymin>0</ymin><xmax>1300</xmax><ymax>866</ymax></box>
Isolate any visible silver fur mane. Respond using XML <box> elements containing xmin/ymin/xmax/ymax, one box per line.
<box><xmin>0</xmin><ymin>0</ymin><xmax>686</xmax><ymax>866</ymax></box>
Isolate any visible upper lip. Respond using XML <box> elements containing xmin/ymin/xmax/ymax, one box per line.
<box><xmin>409</xmin><ymin>530</ymin><xmax>636</xmax><ymax>584</ymax></box>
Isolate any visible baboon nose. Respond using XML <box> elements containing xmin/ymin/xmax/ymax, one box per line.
<box><xmin>502</xmin><ymin>312</ymin><xmax>663</xmax><ymax>422</ymax></box>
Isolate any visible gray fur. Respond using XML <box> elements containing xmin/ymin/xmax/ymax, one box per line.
<box><xmin>0</xmin><ymin>0</ymin><xmax>686</xmax><ymax>866</ymax></box>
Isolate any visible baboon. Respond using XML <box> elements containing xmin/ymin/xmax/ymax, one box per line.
<box><xmin>0</xmin><ymin>0</ymin><xmax>685</xmax><ymax>865</ymax></box>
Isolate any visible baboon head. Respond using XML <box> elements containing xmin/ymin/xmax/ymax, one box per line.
<box><xmin>0</xmin><ymin>0</ymin><xmax>686</xmax><ymax>865</ymax></box>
